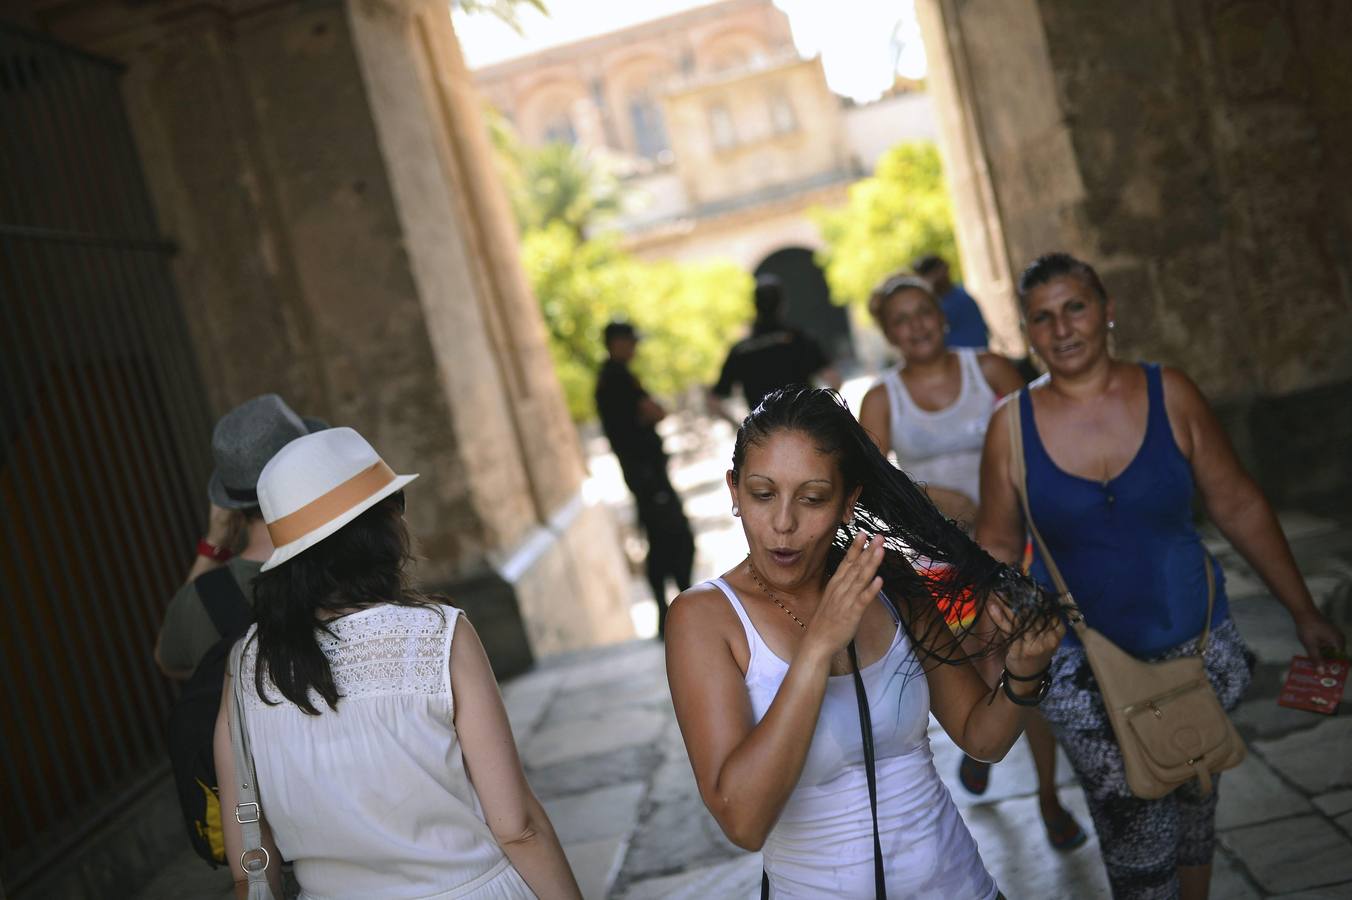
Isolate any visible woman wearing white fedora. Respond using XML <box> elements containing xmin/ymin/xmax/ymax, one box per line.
<box><xmin>212</xmin><ymin>427</ymin><xmax>581</xmax><ymax>899</ymax></box>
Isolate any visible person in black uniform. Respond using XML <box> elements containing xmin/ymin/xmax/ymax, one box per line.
<box><xmin>706</xmin><ymin>275</ymin><xmax>842</xmax><ymax>423</ymax></box>
<box><xmin>595</xmin><ymin>321</ymin><xmax>695</xmax><ymax>637</ymax></box>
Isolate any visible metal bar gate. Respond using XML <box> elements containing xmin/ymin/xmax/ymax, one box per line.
<box><xmin>0</xmin><ymin>24</ymin><xmax>214</xmax><ymax>892</ymax></box>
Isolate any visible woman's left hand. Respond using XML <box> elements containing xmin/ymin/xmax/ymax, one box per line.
<box><xmin>1293</xmin><ymin>610</ymin><xmax>1347</xmax><ymax>664</ymax></box>
<box><xmin>988</xmin><ymin>598</ymin><xmax>1065</xmax><ymax>677</ymax></box>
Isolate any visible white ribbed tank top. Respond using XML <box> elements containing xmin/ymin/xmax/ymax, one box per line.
<box><xmin>707</xmin><ymin>579</ymin><xmax>997</xmax><ymax>900</ymax></box>
<box><xmin>880</xmin><ymin>347</ymin><xmax>997</xmax><ymax>503</ymax></box>
<box><xmin>237</xmin><ymin>605</ymin><xmax>533</xmax><ymax>900</ymax></box>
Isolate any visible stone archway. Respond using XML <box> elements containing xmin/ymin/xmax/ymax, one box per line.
<box><xmin>753</xmin><ymin>246</ymin><xmax>853</xmax><ymax>363</ymax></box>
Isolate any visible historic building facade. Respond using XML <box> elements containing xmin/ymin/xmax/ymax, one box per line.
<box><xmin>471</xmin><ymin>0</ymin><xmax>939</xmax><ymax>362</ymax></box>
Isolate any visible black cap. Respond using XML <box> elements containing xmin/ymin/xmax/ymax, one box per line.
<box><xmin>911</xmin><ymin>254</ymin><xmax>945</xmax><ymax>275</ymax></box>
<box><xmin>603</xmin><ymin>320</ymin><xmax>640</xmax><ymax>343</ymax></box>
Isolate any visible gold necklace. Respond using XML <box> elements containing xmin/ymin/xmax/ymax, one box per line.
<box><xmin>746</xmin><ymin>556</ymin><xmax>807</xmax><ymax>630</ymax></box>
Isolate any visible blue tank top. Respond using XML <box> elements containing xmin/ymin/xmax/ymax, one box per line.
<box><xmin>1022</xmin><ymin>364</ymin><xmax>1228</xmax><ymax>657</ymax></box>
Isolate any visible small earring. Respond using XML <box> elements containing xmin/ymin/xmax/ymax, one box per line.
<box><xmin>1108</xmin><ymin>320</ymin><xmax>1116</xmax><ymax>331</ymax></box>
<box><xmin>732</xmin><ymin>505</ymin><xmax>740</xmax><ymax>517</ymax></box>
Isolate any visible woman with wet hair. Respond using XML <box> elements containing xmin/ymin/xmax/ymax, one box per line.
<box><xmin>665</xmin><ymin>387</ymin><xmax>1065</xmax><ymax>898</ymax></box>
<box><xmin>213</xmin><ymin>427</ymin><xmax>581</xmax><ymax>900</ymax></box>
<box><xmin>976</xmin><ymin>252</ymin><xmax>1345</xmax><ymax>900</ymax></box>
<box><xmin>858</xmin><ymin>272</ymin><xmax>1086</xmax><ymax>850</ymax></box>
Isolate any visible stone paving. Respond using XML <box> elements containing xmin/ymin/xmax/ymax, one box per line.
<box><xmin>136</xmin><ymin>401</ymin><xmax>1352</xmax><ymax>899</ymax></box>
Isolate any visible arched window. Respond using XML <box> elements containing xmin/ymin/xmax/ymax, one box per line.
<box><xmin>768</xmin><ymin>93</ymin><xmax>797</xmax><ymax>135</ymax></box>
<box><xmin>628</xmin><ymin>93</ymin><xmax>670</xmax><ymax>159</ymax></box>
<box><xmin>542</xmin><ymin>116</ymin><xmax>578</xmax><ymax>146</ymax></box>
<box><xmin>708</xmin><ymin>103</ymin><xmax>736</xmax><ymax>150</ymax></box>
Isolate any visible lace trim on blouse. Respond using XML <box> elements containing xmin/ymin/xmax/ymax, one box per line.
<box><xmin>239</xmin><ymin>604</ymin><xmax>456</xmax><ymax>711</ymax></box>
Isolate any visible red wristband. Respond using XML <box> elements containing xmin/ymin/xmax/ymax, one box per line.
<box><xmin>197</xmin><ymin>538</ymin><xmax>234</xmax><ymax>562</ymax></box>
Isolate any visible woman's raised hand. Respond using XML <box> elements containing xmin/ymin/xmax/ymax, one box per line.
<box><xmin>805</xmin><ymin>532</ymin><xmax>885</xmax><ymax>656</ymax></box>
<box><xmin>987</xmin><ymin>597</ymin><xmax>1065</xmax><ymax>678</ymax></box>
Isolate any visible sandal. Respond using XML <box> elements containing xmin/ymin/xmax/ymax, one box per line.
<box><xmin>958</xmin><ymin>756</ymin><xmax>991</xmax><ymax>796</ymax></box>
<box><xmin>1043</xmin><ymin>806</ymin><xmax>1088</xmax><ymax>851</ymax></box>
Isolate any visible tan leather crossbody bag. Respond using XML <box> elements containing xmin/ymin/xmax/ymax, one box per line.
<box><xmin>1007</xmin><ymin>393</ymin><xmax>1245</xmax><ymax>799</ymax></box>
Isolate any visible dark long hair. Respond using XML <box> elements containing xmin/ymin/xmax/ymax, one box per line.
<box><xmin>732</xmin><ymin>387</ymin><xmax>1055</xmax><ymax>667</ymax></box>
<box><xmin>250</xmin><ymin>492</ymin><xmax>434</xmax><ymax>714</ymax></box>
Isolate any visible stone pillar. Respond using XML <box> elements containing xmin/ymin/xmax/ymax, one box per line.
<box><xmin>50</xmin><ymin>0</ymin><xmax>634</xmax><ymax>666</ymax></box>
<box><xmin>916</xmin><ymin>0</ymin><xmax>1352</xmax><ymax>505</ymax></box>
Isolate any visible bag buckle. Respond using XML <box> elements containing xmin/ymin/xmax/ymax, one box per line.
<box><xmin>235</xmin><ymin>802</ymin><xmax>260</xmax><ymax>824</ymax></box>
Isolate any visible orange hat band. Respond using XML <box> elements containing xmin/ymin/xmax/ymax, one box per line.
<box><xmin>267</xmin><ymin>461</ymin><xmax>397</xmax><ymax>548</ymax></box>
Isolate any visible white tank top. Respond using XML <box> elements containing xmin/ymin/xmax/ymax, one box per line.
<box><xmin>880</xmin><ymin>347</ymin><xmax>997</xmax><ymax>502</ymax></box>
<box><xmin>237</xmin><ymin>605</ymin><xmax>532</xmax><ymax>900</ymax></box>
<box><xmin>707</xmin><ymin>579</ymin><xmax>997</xmax><ymax>900</ymax></box>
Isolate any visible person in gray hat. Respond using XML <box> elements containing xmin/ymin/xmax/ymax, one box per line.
<box><xmin>154</xmin><ymin>394</ymin><xmax>324</xmax><ymax>679</ymax></box>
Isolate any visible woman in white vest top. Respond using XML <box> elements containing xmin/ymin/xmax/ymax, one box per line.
<box><xmin>858</xmin><ymin>274</ymin><xmax>1024</xmax><ymax>525</ymax></box>
<box><xmin>666</xmin><ymin>388</ymin><xmax>1066</xmax><ymax>898</ymax></box>
<box><xmin>858</xmin><ymin>274</ymin><xmax>1087</xmax><ymax>852</ymax></box>
<box><xmin>213</xmin><ymin>427</ymin><xmax>581</xmax><ymax>899</ymax></box>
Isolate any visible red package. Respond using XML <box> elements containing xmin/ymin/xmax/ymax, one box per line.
<box><xmin>1278</xmin><ymin>656</ymin><xmax>1348</xmax><ymax>715</ymax></box>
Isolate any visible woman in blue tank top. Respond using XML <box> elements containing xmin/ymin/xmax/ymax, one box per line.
<box><xmin>976</xmin><ymin>252</ymin><xmax>1345</xmax><ymax>900</ymax></box>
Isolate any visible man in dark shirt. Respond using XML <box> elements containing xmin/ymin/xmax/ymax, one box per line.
<box><xmin>707</xmin><ymin>275</ymin><xmax>841</xmax><ymax>423</ymax></box>
<box><xmin>595</xmin><ymin>321</ymin><xmax>693</xmax><ymax>637</ymax></box>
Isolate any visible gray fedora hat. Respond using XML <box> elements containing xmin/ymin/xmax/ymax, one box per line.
<box><xmin>207</xmin><ymin>394</ymin><xmax>327</xmax><ymax>509</ymax></box>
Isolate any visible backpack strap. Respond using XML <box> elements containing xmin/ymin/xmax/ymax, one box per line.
<box><xmin>196</xmin><ymin>566</ymin><xmax>252</xmax><ymax>640</ymax></box>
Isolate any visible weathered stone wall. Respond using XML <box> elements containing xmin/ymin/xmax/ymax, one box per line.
<box><xmin>38</xmin><ymin>0</ymin><xmax>632</xmax><ymax>655</ymax></box>
<box><xmin>921</xmin><ymin>0</ymin><xmax>1352</xmax><ymax>503</ymax></box>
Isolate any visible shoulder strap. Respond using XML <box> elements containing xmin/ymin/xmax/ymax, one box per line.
<box><xmin>197</xmin><ymin>566</ymin><xmax>252</xmax><ymax>639</ymax></box>
<box><xmin>1005</xmin><ymin>392</ymin><xmax>1072</xmax><ymax>600</ymax></box>
<box><xmin>848</xmin><ymin>641</ymin><xmax>887</xmax><ymax>900</ymax></box>
<box><xmin>763</xmin><ymin>643</ymin><xmax>887</xmax><ymax>900</ymax></box>
<box><xmin>228</xmin><ymin>641</ymin><xmax>277</xmax><ymax>899</ymax></box>
<box><xmin>1006</xmin><ymin>392</ymin><xmax>1216</xmax><ymax>648</ymax></box>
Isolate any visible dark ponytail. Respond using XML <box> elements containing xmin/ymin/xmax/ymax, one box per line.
<box><xmin>732</xmin><ymin>387</ymin><xmax>1055</xmax><ymax>667</ymax></box>
<box><xmin>249</xmin><ymin>492</ymin><xmax>433</xmax><ymax>714</ymax></box>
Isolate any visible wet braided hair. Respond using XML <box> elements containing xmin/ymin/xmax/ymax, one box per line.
<box><xmin>731</xmin><ymin>386</ymin><xmax>1057</xmax><ymax>668</ymax></box>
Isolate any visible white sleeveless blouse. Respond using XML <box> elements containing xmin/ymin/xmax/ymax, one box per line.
<box><xmin>706</xmin><ymin>579</ymin><xmax>997</xmax><ymax>900</ymax></box>
<box><xmin>880</xmin><ymin>347</ymin><xmax>997</xmax><ymax>503</ymax></box>
<box><xmin>236</xmin><ymin>605</ymin><xmax>533</xmax><ymax>900</ymax></box>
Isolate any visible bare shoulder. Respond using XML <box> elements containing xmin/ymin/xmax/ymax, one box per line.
<box><xmin>976</xmin><ymin>352</ymin><xmax>1024</xmax><ymax>394</ymax></box>
<box><xmin>667</xmin><ymin>582</ymin><xmax>738</xmax><ymax>637</ymax></box>
<box><xmin>666</xmin><ymin>580</ymin><xmax>751</xmax><ymax>678</ymax></box>
<box><xmin>860</xmin><ymin>381</ymin><xmax>889</xmax><ymax>409</ymax></box>
<box><xmin>1159</xmin><ymin>364</ymin><xmax>1208</xmax><ymax>408</ymax></box>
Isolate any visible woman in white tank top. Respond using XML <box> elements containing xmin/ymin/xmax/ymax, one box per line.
<box><xmin>214</xmin><ymin>427</ymin><xmax>581</xmax><ymax>899</ymax></box>
<box><xmin>858</xmin><ymin>275</ymin><xmax>1023</xmax><ymax>525</ymax></box>
<box><xmin>859</xmin><ymin>275</ymin><xmax>1088</xmax><ymax>853</ymax></box>
<box><xmin>665</xmin><ymin>389</ymin><xmax>1066</xmax><ymax>898</ymax></box>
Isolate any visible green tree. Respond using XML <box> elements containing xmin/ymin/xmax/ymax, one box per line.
<box><xmin>486</xmin><ymin>112</ymin><xmax>621</xmax><ymax>238</ymax></box>
<box><xmin>515</xmin><ymin>142</ymin><xmax>622</xmax><ymax>238</ymax></box>
<box><xmin>490</xmin><ymin>111</ymin><xmax>750</xmax><ymax>420</ymax></box>
<box><xmin>812</xmin><ymin>141</ymin><xmax>960</xmax><ymax>313</ymax></box>
<box><xmin>521</xmin><ymin>223</ymin><xmax>749</xmax><ymax>421</ymax></box>
<box><xmin>457</xmin><ymin>0</ymin><xmax>547</xmax><ymax>34</ymax></box>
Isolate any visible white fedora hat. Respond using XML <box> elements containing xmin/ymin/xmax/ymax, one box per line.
<box><xmin>256</xmin><ymin>427</ymin><xmax>418</xmax><ymax>572</ymax></box>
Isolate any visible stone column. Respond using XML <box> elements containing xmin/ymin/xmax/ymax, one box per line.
<box><xmin>52</xmin><ymin>0</ymin><xmax>633</xmax><ymax>666</ymax></box>
<box><xmin>915</xmin><ymin>0</ymin><xmax>1352</xmax><ymax>506</ymax></box>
